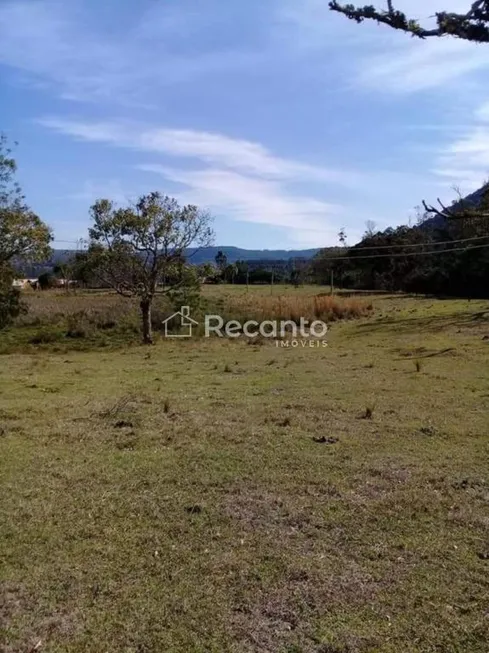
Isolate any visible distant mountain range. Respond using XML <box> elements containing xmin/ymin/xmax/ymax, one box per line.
<box><xmin>16</xmin><ymin>246</ymin><xmax>321</xmax><ymax>277</ymax></box>
<box><xmin>184</xmin><ymin>246</ymin><xmax>320</xmax><ymax>264</ymax></box>
<box><xmin>48</xmin><ymin>246</ymin><xmax>320</xmax><ymax>265</ymax></box>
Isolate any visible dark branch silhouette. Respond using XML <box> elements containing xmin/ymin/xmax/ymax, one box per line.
<box><xmin>422</xmin><ymin>186</ymin><xmax>489</xmax><ymax>222</ymax></box>
<box><xmin>329</xmin><ymin>1</ymin><xmax>489</xmax><ymax>42</ymax></box>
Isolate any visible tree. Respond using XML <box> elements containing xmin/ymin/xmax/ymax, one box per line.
<box><xmin>215</xmin><ymin>250</ymin><xmax>228</xmax><ymax>272</ymax></box>
<box><xmin>87</xmin><ymin>192</ymin><xmax>214</xmax><ymax>344</ymax></box>
<box><xmin>290</xmin><ymin>268</ymin><xmax>302</xmax><ymax>287</ymax></box>
<box><xmin>70</xmin><ymin>250</ymin><xmax>105</xmax><ymax>288</ymax></box>
<box><xmin>53</xmin><ymin>259</ymin><xmax>75</xmax><ymax>288</ymax></box>
<box><xmin>223</xmin><ymin>262</ymin><xmax>238</xmax><ymax>283</ymax></box>
<box><xmin>38</xmin><ymin>271</ymin><xmax>56</xmax><ymax>290</ymax></box>
<box><xmin>347</xmin><ymin>225</ymin><xmax>430</xmax><ymax>291</ymax></box>
<box><xmin>0</xmin><ymin>135</ymin><xmax>52</xmax><ymax>267</ymax></box>
<box><xmin>0</xmin><ymin>134</ymin><xmax>51</xmax><ymax>329</ymax></box>
<box><xmin>329</xmin><ymin>1</ymin><xmax>489</xmax><ymax>42</ymax></box>
<box><xmin>168</xmin><ymin>265</ymin><xmax>202</xmax><ymax>315</ymax></box>
<box><xmin>197</xmin><ymin>262</ymin><xmax>217</xmax><ymax>282</ymax></box>
<box><xmin>422</xmin><ymin>185</ymin><xmax>489</xmax><ymax>227</ymax></box>
<box><xmin>310</xmin><ymin>248</ymin><xmax>346</xmax><ymax>288</ymax></box>
<box><xmin>0</xmin><ymin>266</ymin><xmax>26</xmax><ymax>328</ymax></box>
<box><xmin>338</xmin><ymin>227</ymin><xmax>348</xmax><ymax>247</ymax></box>
<box><xmin>364</xmin><ymin>220</ymin><xmax>377</xmax><ymax>238</ymax></box>
<box><xmin>234</xmin><ymin>260</ymin><xmax>249</xmax><ymax>284</ymax></box>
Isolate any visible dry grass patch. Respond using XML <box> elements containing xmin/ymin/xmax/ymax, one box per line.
<box><xmin>222</xmin><ymin>293</ymin><xmax>373</xmax><ymax>324</ymax></box>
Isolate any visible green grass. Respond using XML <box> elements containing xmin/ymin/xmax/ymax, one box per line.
<box><xmin>1</xmin><ymin>292</ymin><xmax>489</xmax><ymax>652</ymax></box>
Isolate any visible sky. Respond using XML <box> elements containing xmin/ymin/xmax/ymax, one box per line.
<box><xmin>1</xmin><ymin>0</ymin><xmax>489</xmax><ymax>250</ymax></box>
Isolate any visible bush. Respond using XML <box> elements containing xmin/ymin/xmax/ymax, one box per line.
<box><xmin>150</xmin><ymin>299</ymin><xmax>174</xmax><ymax>332</ymax></box>
<box><xmin>29</xmin><ymin>328</ymin><xmax>61</xmax><ymax>344</ymax></box>
<box><xmin>0</xmin><ymin>286</ymin><xmax>26</xmax><ymax>329</ymax></box>
<box><xmin>168</xmin><ymin>266</ymin><xmax>201</xmax><ymax>315</ymax></box>
<box><xmin>65</xmin><ymin>311</ymin><xmax>95</xmax><ymax>339</ymax></box>
<box><xmin>96</xmin><ymin>319</ymin><xmax>117</xmax><ymax>330</ymax></box>
<box><xmin>38</xmin><ymin>272</ymin><xmax>56</xmax><ymax>290</ymax></box>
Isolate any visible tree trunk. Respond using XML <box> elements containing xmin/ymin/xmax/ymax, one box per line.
<box><xmin>140</xmin><ymin>299</ymin><xmax>153</xmax><ymax>344</ymax></box>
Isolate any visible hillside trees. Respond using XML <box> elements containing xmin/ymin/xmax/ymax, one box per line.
<box><xmin>87</xmin><ymin>192</ymin><xmax>214</xmax><ymax>344</ymax></box>
<box><xmin>312</xmin><ymin>209</ymin><xmax>489</xmax><ymax>297</ymax></box>
<box><xmin>346</xmin><ymin>225</ymin><xmax>434</xmax><ymax>291</ymax></box>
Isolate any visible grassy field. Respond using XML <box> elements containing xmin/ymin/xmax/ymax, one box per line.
<box><xmin>0</xmin><ymin>285</ymin><xmax>370</xmax><ymax>353</ymax></box>
<box><xmin>1</xmin><ymin>288</ymin><xmax>489</xmax><ymax>652</ymax></box>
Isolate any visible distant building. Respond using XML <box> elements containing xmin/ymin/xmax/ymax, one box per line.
<box><xmin>12</xmin><ymin>278</ymin><xmax>37</xmax><ymax>290</ymax></box>
<box><xmin>53</xmin><ymin>278</ymin><xmax>78</xmax><ymax>288</ymax></box>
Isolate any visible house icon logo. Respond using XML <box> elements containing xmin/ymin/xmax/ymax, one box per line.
<box><xmin>162</xmin><ymin>306</ymin><xmax>198</xmax><ymax>338</ymax></box>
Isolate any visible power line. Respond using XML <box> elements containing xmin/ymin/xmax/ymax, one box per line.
<box><xmin>51</xmin><ymin>234</ymin><xmax>489</xmax><ymax>249</ymax></box>
<box><xmin>330</xmin><ymin>243</ymin><xmax>489</xmax><ymax>261</ymax></box>
<box><xmin>50</xmin><ymin>237</ymin><xmax>489</xmax><ymax>261</ymax></box>
<box><xmin>339</xmin><ymin>234</ymin><xmax>489</xmax><ymax>251</ymax></box>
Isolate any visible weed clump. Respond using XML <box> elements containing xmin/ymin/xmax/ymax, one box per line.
<box><xmin>362</xmin><ymin>403</ymin><xmax>376</xmax><ymax>420</ymax></box>
<box><xmin>29</xmin><ymin>328</ymin><xmax>61</xmax><ymax>344</ymax></box>
<box><xmin>65</xmin><ymin>311</ymin><xmax>95</xmax><ymax>339</ymax></box>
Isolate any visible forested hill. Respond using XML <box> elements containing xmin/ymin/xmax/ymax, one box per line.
<box><xmin>48</xmin><ymin>246</ymin><xmax>320</xmax><ymax>266</ymax></box>
<box><xmin>16</xmin><ymin>246</ymin><xmax>321</xmax><ymax>277</ymax></box>
<box><xmin>184</xmin><ymin>246</ymin><xmax>320</xmax><ymax>264</ymax></box>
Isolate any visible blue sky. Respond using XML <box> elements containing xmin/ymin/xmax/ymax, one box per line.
<box><xmin>1</xmin><ymin>0</ymin><xmax>489</xmax><ymax>249</ymax></box>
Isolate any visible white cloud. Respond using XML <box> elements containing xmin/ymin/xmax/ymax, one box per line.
<box><xmin>39</xmin><ymin>115</ymin><xmax>450</xmax><ymax>242</ymax></box>
<box><xmin>359</xmin><ymin>38</ymin><xmax>489</xmax><ymax>93</ymax></box>
<box><xmin>7</xmin><ymin>0</ymin><xmax>482</xmax><ymax>245</ymax></box>
<box><xmin>39</xmin><ymin>117</ymin><xmax>350</xmax><ymax>244</ymax></box>
<box><xmin>38</xmin><ymin>117</ymin><xmax>357</xmax><ymax>185</ymax></box>
<box><xmin>432</xmin><ymin>103</ymin><xmax>489</xmax><ymax>191</ymax></box>
<box><xmin>476</xmin><ymin>102</ymin><xmax>489</xmax><ymax>121</ymax></box>
<box><xmin>0</xmin><ymin>0</ymin><xmax>261</xmax><ymax>103</ymax></box>
<box><xmin>139</xmin><ymin>164</ymin><xmax>343</xmax><ymax>237</ymax></box>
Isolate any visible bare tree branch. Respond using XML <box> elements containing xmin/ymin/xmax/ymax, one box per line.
<box><xmin>422</xmin><ymin>192</ymin><xmax>489</xmax><ymax>221</ymax></box>
<box><xmin>329</xmin><ymin>1</ymin><xmax>489</xmax><ymax>42</ymax></box>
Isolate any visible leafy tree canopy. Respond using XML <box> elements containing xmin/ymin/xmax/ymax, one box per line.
<box><xmin>0</xmin><ymin>134</ymin><xmax>51</xmax><ymax>329</ymax></box>
<box><xmin>87</xmin><ymin>192</ymin><xmax>214</xmax><ymax>343</ymax></box>
<box><xmin>0</xmin><ymin>134</ymin><xmax>52</xmax><ymax>267</ymax></box>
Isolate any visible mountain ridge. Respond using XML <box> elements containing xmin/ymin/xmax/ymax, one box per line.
<box><xmin>48</xmin><ymin>246</ymin><xmax>321</xmax><ymax>265</ymax></box>
<box><xmin>16</xmin><ymin>246</ymin><xmax>321</xmax><ymax>276</ymax></box>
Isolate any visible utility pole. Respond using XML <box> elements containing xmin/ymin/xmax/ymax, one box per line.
<box><xmin>330</xmin><ymin>268</ymin><xmax>334</xmax><ymax>295</ymax></box>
